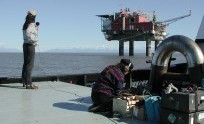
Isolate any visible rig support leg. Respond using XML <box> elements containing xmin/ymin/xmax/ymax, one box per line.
<box><xmin>146</xmin><ymin>39</ymin><xmax>152</xmax><ymax>57</ymax></box>
<box><xmin>119</xmin><ymin>41</ymin><xmax>124</xmax><ymax>56</ymax></box>
<box><xmin>129</xmin><ymin>41</ymin><xmax>134</xmax><ymax>56</ymax></box>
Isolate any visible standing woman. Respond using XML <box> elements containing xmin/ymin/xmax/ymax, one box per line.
<box><xmin>22</xmin><ymin>10</ymin><xmax>40</xmax><ymax>89</ymax></box>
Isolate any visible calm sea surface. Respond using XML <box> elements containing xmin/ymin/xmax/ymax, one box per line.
<box><xmin>0</xmin><ymin>52</ymin><xmax>185</xmax><ymax>78</ymax></box>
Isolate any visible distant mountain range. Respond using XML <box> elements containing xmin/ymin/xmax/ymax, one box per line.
<box><xmin>45</xmin><ymin>48</ymin><xmax>119</xmax><ymax>53</ymax></box>
<box><xmin>0</xmin><ymin>47</ymin><xmax>144</xmax><ymax>53</ymax></box>
<box><xmin>0</xmin><ymin>47</ymin><xmax>21</xmax><ymax>52</ymax></box>
<box><xmin>0</xmin><ymin>47</ymin><xmax>119</xmax><ymax>53</ymax></box>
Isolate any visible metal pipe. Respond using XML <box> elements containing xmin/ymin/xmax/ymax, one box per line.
<box><xmin>122</xmin><ymin>16</ymin><xmax>125</xmax><ymax>30</ymax></box>
<box><xmin>152</xmin><ymin>35</ymin><xmax>204</xmax><ymax>67</ymax></box>
<box><xmin>150</xmin><ymin>35</ymin><xmax>204</xmax><ymax>94</ymax></box>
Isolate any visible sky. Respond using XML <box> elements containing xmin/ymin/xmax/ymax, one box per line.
<box><xmin>0</xmin><ymin>0</ymin><xmax>204</xmax><ymax>53</ymax></box>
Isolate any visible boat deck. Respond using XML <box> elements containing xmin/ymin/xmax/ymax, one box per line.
<box><xmin>0</xmin><ymin>81</ymin><xmax>157</xmax><ymax>124</ymax></box>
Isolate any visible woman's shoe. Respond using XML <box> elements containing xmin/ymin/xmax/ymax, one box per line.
<box><xmin>26</xmin><ymin>84</ymin><xmax>38</xmax><ymax>89</ymax></box>
<box><xmin>21</xmin><ymin>79</ymin><xmax>25</xmax><ymax>87</ymax></box>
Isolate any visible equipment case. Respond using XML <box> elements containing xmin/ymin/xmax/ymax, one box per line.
<box><xmin>160</xmin><ymin>108</ymin><xmax>204</xmax><ymax>124</ymax></box>
<box><xmin>161</xmin><ymin>90</ymin><xmax>204</xmax><ymax>113</ymax></box>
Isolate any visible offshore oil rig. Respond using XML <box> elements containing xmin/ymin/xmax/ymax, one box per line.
<box><xmin>97</xmin><ymin>9</ymin><xmax>191</xmax><ymax>56</ymax></box>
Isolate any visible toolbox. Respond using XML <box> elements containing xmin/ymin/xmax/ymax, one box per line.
<box><xmin>161</xmin><ymin>90</ymin><xmax>204</xmax><ymax>113</ymax></box>
<box><xmin>113</xmin><ymin>97</ymin><xmax>138</xmax><ymax>117</ymax></box>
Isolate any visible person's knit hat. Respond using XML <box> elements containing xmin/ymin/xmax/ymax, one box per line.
<box><xmin>28</xmin><ymin>9</ymin><xmax>37</xmax><ymax>16</ymax></box>
<box><xmin>120</xmin><ymin>59</ymin><xmax>131</xmax><ymax>65</ymax></box>
<box><xmin>120</xmin><ymin>59</ymin><xmax>133</xmax><ymax>70</ymax></box>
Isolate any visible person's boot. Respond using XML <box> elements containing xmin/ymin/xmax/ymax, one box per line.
<box><xmin>88</xmin><ymin>104</ymin><xmax>104</xmax><ymax>112</ymax></box>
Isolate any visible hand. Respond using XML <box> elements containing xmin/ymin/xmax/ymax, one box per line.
<box><xmin>36</xmin><ymin>22</ymin><xmax>40</xmax><ymax>26</ymax></box>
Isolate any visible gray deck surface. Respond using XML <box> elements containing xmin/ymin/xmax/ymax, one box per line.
<box><xmin>0</xmin><ymin>81</ymin><xmax>157</xmax><ymax>124</ymax></box>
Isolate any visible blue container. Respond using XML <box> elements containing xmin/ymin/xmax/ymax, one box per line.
<box><xmin>145</xmin><ymin>96</ymin><xmax>161</xmax><ymax>122</ymax></box>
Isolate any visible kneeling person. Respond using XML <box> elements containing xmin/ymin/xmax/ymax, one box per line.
<box><xmin>89</xmin><ymin>59</ymin><xmax>133</xmax><ymax>113</ymax></box>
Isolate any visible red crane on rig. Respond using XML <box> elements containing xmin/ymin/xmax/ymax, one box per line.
<box><xmin>97</xmin><ymin>9</ymin><xmax>191</xmax><ymax>56</ymax></box>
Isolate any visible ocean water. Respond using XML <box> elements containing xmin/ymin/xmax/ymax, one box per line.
<box><xmin>0</xmin><ymin>52</ymin><xmax>185</xmax><ymax>78</ymax></box>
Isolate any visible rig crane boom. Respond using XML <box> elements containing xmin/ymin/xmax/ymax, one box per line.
<box><xmin>159</xmin><ymin>10</ymin><xmax>191</xmax><ymax>26</ymax></box>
